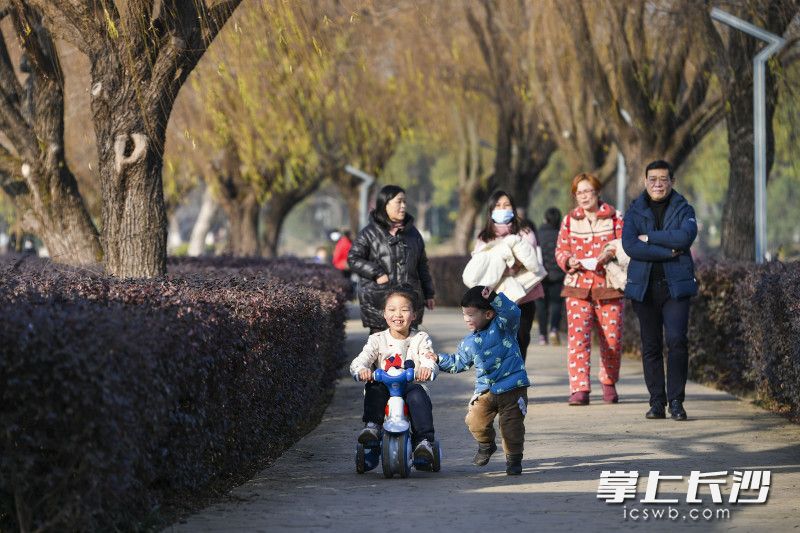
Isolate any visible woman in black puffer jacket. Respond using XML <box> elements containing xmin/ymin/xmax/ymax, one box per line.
<box><xmin>348</xmin><ymin>185</ymin><xmax>435</xmax><ymax>333</ymax></box>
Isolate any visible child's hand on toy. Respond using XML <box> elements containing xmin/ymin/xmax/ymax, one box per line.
<box><xmin>357</xmin><ymin>368</ymin><xmax>373</xmax><ymax>382</ymax></box>
<box><xmin>415</xmin><ymin>366</ymin><xmax>432</xmax><ymax>381</ymax></box>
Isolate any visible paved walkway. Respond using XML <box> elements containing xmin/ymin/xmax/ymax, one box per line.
<box><xmin>172</xmin><ymin>307</ymin><xmax>800</xmax><ymax>532</ymax></box>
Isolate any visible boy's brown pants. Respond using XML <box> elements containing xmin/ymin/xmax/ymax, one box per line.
<box><xmin>465</xmin><ymin>387</ymin><xmax>528</xmax><ymax>455</ymax></box>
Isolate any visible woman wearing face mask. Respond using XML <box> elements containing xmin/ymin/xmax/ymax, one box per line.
<box><xmin>473</xmin><ymin>190</ymin><xmax>544</xmax><ymax>361</ymax></box>
<box><xmin>555</xmin><ymin>173</ymin><xmax>624</xmax><ymax>406</ymax></box>
<box><xmin>348</xmin><ymin>185</ymin><xmax>436</xmax><ymax>334</ymax></box>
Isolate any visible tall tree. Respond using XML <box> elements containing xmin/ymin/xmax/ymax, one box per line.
<box><xmin>177</xmin><ymin>0</ymin><xmax>399</xmax><ymax>255</ymax></box>
<box><xmin>531</xmin><ymin>4</ymin><xmax>618</xmax><ymax>186</ymax></box>
<box><xmin>0</xmin><ymin>6</ymin><xmax>102</xmax><ymax>265</ymax></box>
<box><xmin>389</xmin><ymin>0</ymin><xmax>496</xmax><ymax>253</ymax></box>
<box><xmin>13</xmin><ymin>0</ymin><xmax>240</xmax><ymax>276</ymax></box>
<box><xmin>465</xmin><ymin>0</ymin><xmax>556</xmax><ymax>208</ymax></box>
<box><xmin>560</xmin><ymin>0</ymin><xmax>724</xmax><ymax>199</ymax></box>
<box><xmin>699</xmin><ymin>0</ymin><xmax>800</xmax><ymax>260</ymax></box>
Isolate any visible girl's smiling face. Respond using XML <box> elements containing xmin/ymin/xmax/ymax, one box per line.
<box><xmin>384</xmin><ymin>293</ymin><xmax>416</xmax><ymax>337</ymax></box>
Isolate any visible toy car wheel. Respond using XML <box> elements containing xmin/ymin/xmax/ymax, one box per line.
<box><xmin>356</xmin><ymin>443</ymin><xmax>366</xmax><ymax>474</ymax></box>
<box><xmin>381</xmin><ymin>434</ymin><xmax>396</xmax><ymax>478</ymax></box>
<box><xmin>397</xmin><ymin>432</ymin><xmax>411</xmax><ymax>478</ymax></box>
<box><xmin>431</xmin><ymin>440</ymin><xmax>441</xmax><ymax>472</ymax></box>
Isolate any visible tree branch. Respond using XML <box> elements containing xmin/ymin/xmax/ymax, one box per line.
<box><xmin>12</xmin><ymin>3</ymin><xmax>63</xmax><ymax>84</ymax></box>
<box><xmin>675</xmin><ymin>57</ymin><xmax>714</xmax><ymax>127</ymax></box>
<box><xmin>668</xmin><ymin>96</ymin><xmax>723</xmax><ymax>168</ymax></box>
<box><xmin>559</xmin><ymin>0</ymin><xmax>622</xmax><ymax>132</ymax></box>
<box><xmin>0</xmin><ymin>92</ymin><xmax>36</xmax><ymax>160</ymax></box>
<box><xmin>0</xmin><ymin>20</ymin><xmax>24</xmax><ymax>106</ymax></box>
<box><xmin>120</xmin><ymin>0</ymin><xmax>157</xmax><ymax>66</ymax></box>
<box><xmin>21</xmin><ymin>0</ymin><xmax>107</xmax><ymax>56</ymax></box>
<box><xmin>465</xmin><ymin>4</ymin><xmax>500</xmax><ymax>104</ymax></box>
<box><xmin>603</xmin><ymin>0</ymin><xmax>653</xmax><ymax>128</ymax></box>
<box><xmin>148</xmin><ymin>0</ymin><xmax>241</xmax><ymax>114</ymax></box>
<box><xmin>0</xmin><ymin>143</ymin><xmax>29</xmax><ymax>198</ymax></box>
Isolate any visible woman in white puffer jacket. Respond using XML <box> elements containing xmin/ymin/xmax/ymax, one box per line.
<box><xmin>469</xmin><ymin>190</ymin><xmax>546</xmax><ymax>361</ymax></box>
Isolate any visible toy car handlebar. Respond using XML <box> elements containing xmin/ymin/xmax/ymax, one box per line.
<box><xmin>373</xmin><ymin>367</ymin><xmax>416</xmax><ymax>384</ymax></box>
<box><xmin>352</xmin><ymin>360</ymin><xmax>436</xmax><ymax>382</ymax></box>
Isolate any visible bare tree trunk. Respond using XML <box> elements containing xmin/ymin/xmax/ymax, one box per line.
<box><xmin>222</xmin><ymin>193</ymin><xmax>260</xmax><ymax>256</ymax></box>
<box><xmin>12</xmin><ymin>168</ymin><xmax>103</xmax><ymax>265</ymax></box>
<box><xmin>19</xmin><ymin>0</ymin><xmax>241</xmax><ymax>276</ymax></box>
<box><xmin>415</xmin><ymin>198</ymin><xmax>430</xmax><ymax>235</ymax></box>
<box><xmin>188</xmin><ymin>186</ymin><xmax>217</xmax><ymax>256</ymax></box>
<box><xmin>334</xmin><ymin>175</ymin><xmax>366</xmax><ymax>232</ymax></box>
<box><xmin>167</xmin><ymin>213</ymin><xmax>183</xmax><ymax>253</ymax></box>
<box><xmin>618</xmin><ymin>138</ymin><xmax>651</xmax><ymax>200</ymax></box>
<box><xmin>262</xmin><ymin>179</ymin><xmax>323</xmax><ymax>257</ymax></box>
<box><xmin>0</xmin><ymin>7</ymin><xmax>102</xmax><ymax>266</ymax></box>
<box><xmin>720</xmin><ymin>114</ymin><xmax>757</xmax><ymax>260</ymax></box>
<box><xmin>492</xmin><ymin>109</ymin><xmax>515</xmax><ymax>195</ymax></box>
<box><xmin>452</xmin><ymin>190</ymin><xmax>481</xmax><ymax>254</ymax></box>
<box><xmin>451</xmin><ymin>112</ymin><xmax>491</xmax><ymax>254</ymax></box>
<box><xmin>94</xmin><ymin>113</ymin><xmax>169</xmax><ymax>276</ymax></box>
<box><xmin>207</xmin><ymin>143</ymin><xmax>261</xmax><ymax>256</ymax></box>
<box><xmin>719</xmin><ymin>57</ymin><xmax>778</xmax><ymax>261</ymax></box>
<box><xmin>513</xmin><ymin>127</ymin><xmax>555</xmax><ymax>209</ymax></box>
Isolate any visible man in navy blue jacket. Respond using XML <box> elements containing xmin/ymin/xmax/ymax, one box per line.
<box><xmin>622</xmin><ymin>160</ymin><xmax>698</xmax><ymax>421</ymax></box>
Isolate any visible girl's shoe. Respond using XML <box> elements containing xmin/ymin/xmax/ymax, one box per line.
<box><xmin>357</xmin><ymin>422</ymin><xmax>382</xmax><ymax>444</ymax></box>
<box><xmin>602</xmin><ymin>384</ymin><xmax>619</xmax><ymax>404</ymax></box>
<box><xmin>413</xmin><ymin>439</ymin><xmax>435</xmax><ymax>463</ymax></box>
<box><xmin>506</xmin><ymin>454</ymin><xmax>523</xmax><ymax>475</ymax></box>
<box><xmin>537</xmin><ymin>334</ymin><xmax>547</xmax><ymax>346</ymax></box>
<box><xmin>568</xmin><ymin>391</ymin><xmax>590</xmax><ymax>405</ymax></box>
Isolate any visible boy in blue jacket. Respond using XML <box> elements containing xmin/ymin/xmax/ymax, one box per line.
<box><xmin>428</xmin><ymin>286</ymin><xmax>530</xmax><ymax>475</ymax></box>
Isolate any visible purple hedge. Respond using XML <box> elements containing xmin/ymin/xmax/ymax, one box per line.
<box><xmin>0</xmin><ymin>255</ymin><xmax>348</xmax><ymax>531</ymax></box>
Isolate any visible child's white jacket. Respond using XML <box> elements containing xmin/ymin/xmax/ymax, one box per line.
<box><xmin>462</xmin><ymin>234</ymin><xmax>548</xmax><ymax>302</ymax></box>
<box><xmin>349</xmin><ymin>329</ymin><xmax>438</xmax><ymax>379</ymax></box>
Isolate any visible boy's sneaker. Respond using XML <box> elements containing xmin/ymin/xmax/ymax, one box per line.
<box><xmin>358</xmin><ymin>422</ymin><xmax>381</xmax><ymax>444</ymax></box>
<box><xmin>413</xmin><ymin>439</ymin><xmax>435</xmax><ymax>463</ymax></box>
<box><xmin>506</xmin><ymin>453</ymin><xmax>523</xmax><ymax>475</ymax></box>
<box><xmin>472</xmin><ymin>441</ymin><xmax>497</xmax><ymax>466</ymax></box>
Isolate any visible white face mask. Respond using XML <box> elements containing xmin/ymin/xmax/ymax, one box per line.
<box><xmin>491</xmin><ymin>209</ymin><xmax>514</xmax><ymax>224</ymax></box>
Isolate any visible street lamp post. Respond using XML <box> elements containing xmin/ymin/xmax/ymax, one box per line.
<box><xmin>344</xmin><ymin>165</ymin><xmax>375</xmax><ymax>230</ymax></box>
<box><xmin>710</xmin><ymin>8</ymin><xmax>786</xmax><ymax>263</ymax></box>
<box><xmin>616</xmin><ymin>151</ymin><xmax>626</xmax><ymax>215</ymax></box>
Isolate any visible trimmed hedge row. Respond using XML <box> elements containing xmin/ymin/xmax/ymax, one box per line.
<box><xmin>0</xmin><ymin>255</ymin><xmax>349</xmax><ymax>531</ymax></box>
<box><xmin>428</xmin><ymin>256</ymin><xmax>800</xmax><ymax>420</ymax></box>
<box><xmin>736</xmin><ymin>261</ymin><xmax>800</xmax><ymax>419</ymax></box>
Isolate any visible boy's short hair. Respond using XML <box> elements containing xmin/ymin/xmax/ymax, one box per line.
<box><xmin>460</xmin><ymin>286</ymin><xmax>496</xmax><ymax>311</ymax></box>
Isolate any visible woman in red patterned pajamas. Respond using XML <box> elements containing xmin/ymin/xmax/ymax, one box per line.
<box><xmin>556</xmin><ymin>173</ymin><xmax>624</xmax><ymax>406</ymax></box>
